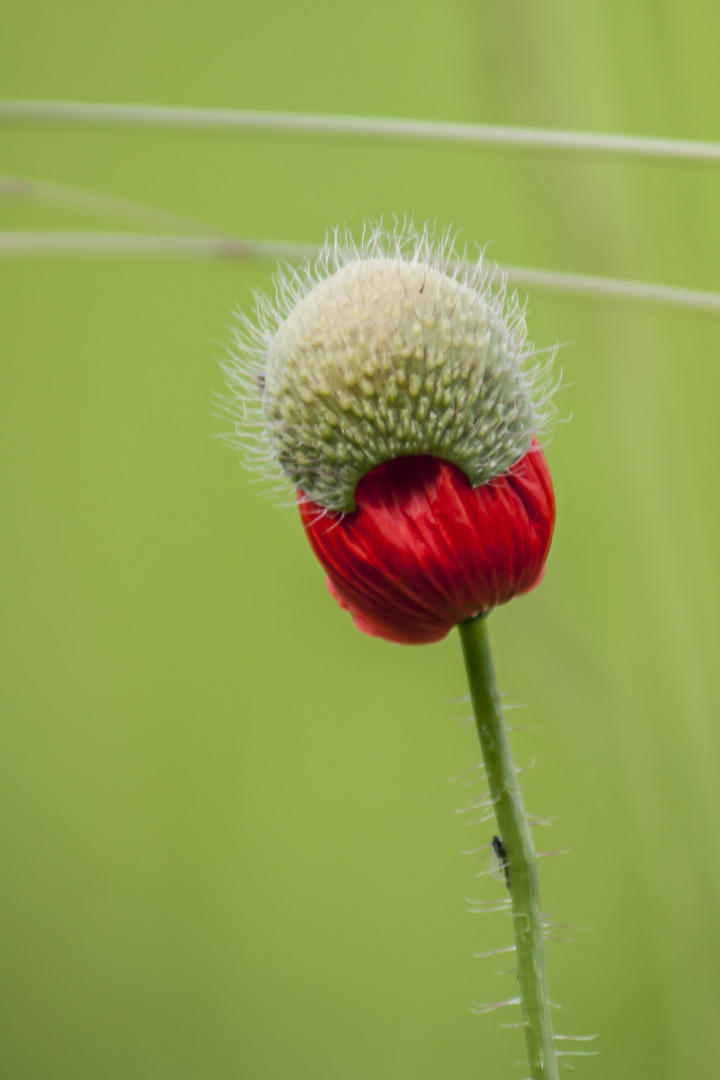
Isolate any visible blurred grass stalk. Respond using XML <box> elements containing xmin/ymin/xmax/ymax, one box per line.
<box><xmin>2</xmin><ymin>104</ymin><xmax>720</xmax><ymax>314</ymax></box>
<box><xmin>3</xmin><ymin>99</ymin><xmax>720</xmax><ymax>161</ymax></box>
<box><xmin>2</xmin><ymin>226</ymin><xmax>719</xmax><ymax>312</ymax></box>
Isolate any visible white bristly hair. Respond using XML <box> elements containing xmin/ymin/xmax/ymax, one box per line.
<box><xmin>218</xmin><ymin>221</ymin><xmax>558</xmax><ymax>513</ymax></box>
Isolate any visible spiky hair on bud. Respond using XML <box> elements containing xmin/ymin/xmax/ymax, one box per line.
<box><xmin>220</xmin><ymin>222</ymin><xmax>557</xmax><ymax>513</ymax></box>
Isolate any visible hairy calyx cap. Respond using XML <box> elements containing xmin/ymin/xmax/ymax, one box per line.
<box><xmin>264</xmin><ymin>257</ymin><xmax>535</xmax><ymax>512</ymax></box>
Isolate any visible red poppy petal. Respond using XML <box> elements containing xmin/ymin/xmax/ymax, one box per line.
<box><xmin>298</xmin><ymin>441</ymin><xmax>555</xmax><ymax>645</ymax></box>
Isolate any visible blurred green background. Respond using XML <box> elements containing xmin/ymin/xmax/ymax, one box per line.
<box><xmin>1</xmin><ymin>2</ymin><xmax>720</xmax><ymax>1078</ymax></box>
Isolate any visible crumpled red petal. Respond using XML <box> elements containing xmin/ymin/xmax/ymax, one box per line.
<box><xmin>298</xmin><ymin>441</ymin><xmax>555</xmax><ymax>645</ymax></box>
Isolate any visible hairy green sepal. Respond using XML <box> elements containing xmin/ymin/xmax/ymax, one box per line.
<box><xmin>263</xmin><ymin>259</ymin><xmax>535</xmax><ymax>511</ymax></box>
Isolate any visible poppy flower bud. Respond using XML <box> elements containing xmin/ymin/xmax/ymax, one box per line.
<box><xmin>224</xmin><ymin>225</ymin><xmax>556</xmax><ymax>644</ymax></box>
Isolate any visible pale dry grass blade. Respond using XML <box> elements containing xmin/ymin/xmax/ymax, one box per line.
<box><xmin>0</xmin><ymin>231</ymin><xmax>316</xmax><ymax>261</ymax></box>
<box><xmin>3</xmin><ymin>100</ymin><xmax>720</xmax><ymax>162</ymax></box>
<box><xmin>2</xmin><ymin>230</ymin><xmax>719</xmax><ymax>314</ymax></box>
<box><xmin>503</xmin><ymin>265</ymin><xmax>720</xmax><ymax>312</ymax></box>
<box><xmin>0</xmin><ymin>174</ymin><xmax>225</xmax><ymax>234</ymax></box>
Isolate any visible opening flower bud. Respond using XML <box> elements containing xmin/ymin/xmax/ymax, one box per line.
<box><xmin>223</xmin><ymin>225</ymin><xmax>556</xmax><ymax>643</ymax></box>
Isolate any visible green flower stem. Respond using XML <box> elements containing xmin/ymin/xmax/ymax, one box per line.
<box><xmin>458</xmin><ymin>613</ymin><xmax>559</xmax><ymax>1080</ymax></box>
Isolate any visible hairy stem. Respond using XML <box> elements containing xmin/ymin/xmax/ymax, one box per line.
<box><xmin>458</xmin><ymin>613</ymin><xmax>559</xmax><ymax>1080</ymax></box>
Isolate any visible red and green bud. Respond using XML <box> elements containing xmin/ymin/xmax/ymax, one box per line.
<box><xmin>224</xmin><ymin>225</ymin><xmax>556</xmax><ymax>643</ymax></box>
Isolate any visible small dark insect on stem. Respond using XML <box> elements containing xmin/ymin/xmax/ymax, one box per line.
<box><xmin>492</xmin><ymin>834</ymin><xmax>510</xmax><ymax>890</ymax></box>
